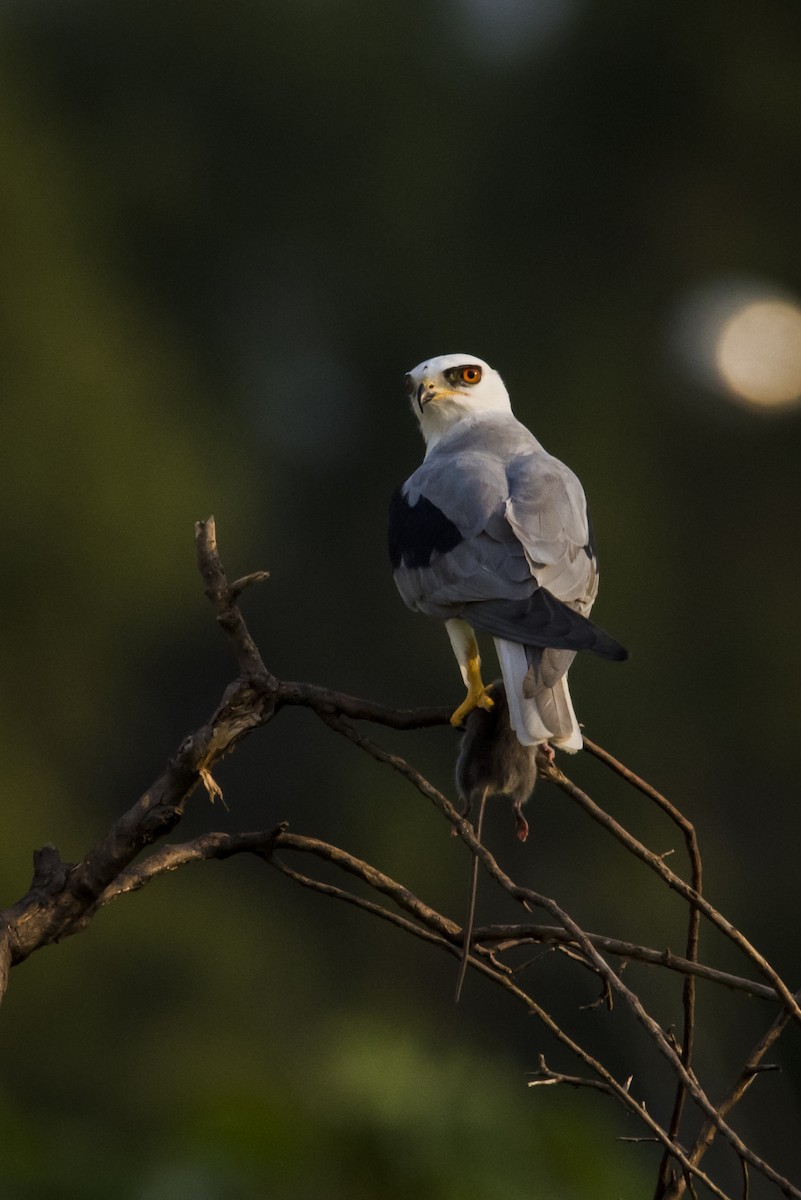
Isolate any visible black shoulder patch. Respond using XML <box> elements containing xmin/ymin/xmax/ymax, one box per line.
<box><xmin>388</xmin><ymin>486</ymin><xmax>463</xmax><ymax>569</ymax></box>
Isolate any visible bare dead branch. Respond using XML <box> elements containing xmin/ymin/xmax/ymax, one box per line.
<box><xmin>195</xmin><ymin>516</ymin><xmax>275</xmax><ymax>683</ymax></box>
<box><xmin>1</xmin><ymin>518</ymin><xmax>799</xmax><ymax>1200</ymax></box>
<box><xmin>540</xmin><ymin>758</ymin><xmax>801</xmax><ymax>1029</ymax></box>
<box><xmin>276</xmin><ymin>679</ymin><xmax>452</xmax><ymax>730</ymax></box>
<box><xmin>87</xmin><ymin>824</ymin><xmax>736</xmax><ymax>1199</ymax></box>
<box><xmin>95</xmin><ymin>837</ymin><xmax>779</xmax><ymax>1004</ymax></box>
<box><xmin>665</xmin><ymin>994</ymin><xmax>801</xmax><ymax>1200</ymax></box>
<box><xmin>269</xmin><ymin>710</ymin><xmax>799</xmax><ymax>1194</ymax></box>
<box><xmin>94</xmin><ymin>800</ymin><xmax>796</xmax><ymax>1196</ymax></box>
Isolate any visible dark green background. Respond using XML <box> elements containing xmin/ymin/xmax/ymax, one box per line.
<box><xmin>2</xmin><ymin>2</ymin><xmax>801</xmax><ymax>1196</ymax></box>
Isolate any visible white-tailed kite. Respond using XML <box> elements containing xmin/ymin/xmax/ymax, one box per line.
<box><xmin>388</xmin><ymin>353</ymin><xmax>627</xmax><ymax>750</ymax></box>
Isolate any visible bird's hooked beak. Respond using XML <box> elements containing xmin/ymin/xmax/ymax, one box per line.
<box><xmin>416</xmin><ymin>381</ymin><xmax>439</xmax><ymax>413</ymax></box>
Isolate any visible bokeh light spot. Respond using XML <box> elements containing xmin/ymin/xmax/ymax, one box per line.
<box><xmin>715</xmin><ymin>300</ymin><xmax>801</xmax><ymax>409</ymax></box>
<box><xmin>670</xmin><ymin>279</ymin><xmax>801</xmax><ymax>414</ymax></box>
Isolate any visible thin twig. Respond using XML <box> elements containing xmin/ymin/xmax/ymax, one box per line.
<box><xmin>582</xmin><ymin>738</ymin><xmax>703</xmax><ymax>1197</ymax></box>
<box><xmin>529</xmin><ymin>1053</ymin><xmax>617</xmax><ymax>1096</ymax></box>
<box><xmin>665</xmin><ymin>994</ymin><xmax>801</xmax><ymax>1199</ymax></box>
<box><xmin>541</xmin><ymin>758</ymin><xmax>801</xmax><ymax>1029</ymax></box>
<box><xmin>473</xmin><ymin>925</ymin><xmax>778</xmax><ymax>1001</ymax></box>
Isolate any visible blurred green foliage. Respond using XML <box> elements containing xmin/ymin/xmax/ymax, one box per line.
<box><xmin>2</xmin><ymin>1</ymin><xmax>801</xmax><ymax>1195</ymax></box>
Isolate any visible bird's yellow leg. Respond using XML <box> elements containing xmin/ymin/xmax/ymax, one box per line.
<box><xmin>445</xmin><ymin>619</ymin><xmax>495</xmax><ymax>727</ymax></box>
<box><xmin>450</xmin><ymin>652</ymin><xmax>495</xmax><ymax>727</ymax></box>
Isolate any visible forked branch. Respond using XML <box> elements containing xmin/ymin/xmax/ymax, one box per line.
<box><xmin>0</xmin><ymin>517</ymin><xmax>798</xmax><ymax>1200</ymax></box>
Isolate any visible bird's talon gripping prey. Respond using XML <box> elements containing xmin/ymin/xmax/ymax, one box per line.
<box><xmin>448</xmin><ymin>641</ymin><xmax>495</xmax><ymax>726</ymax></box>
<box><xmin>388</xmin><ymin>353</ymin><xmax>627</xmax><ymax>751</ymax></box>
<box><xmin>449</xmin><ymin>685</ymin><xmax>494</xmax><ymax>729</ymax></box>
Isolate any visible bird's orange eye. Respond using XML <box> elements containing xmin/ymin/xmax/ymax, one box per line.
<box><xmin>404</xmin><ymin>374</ymin><xmax>414</xmax><ymax>395</ymax></box>
<box><xmin>460</xmin><ymin>365</ymin><xmax>482</xmax><ymax>385</ymax></box>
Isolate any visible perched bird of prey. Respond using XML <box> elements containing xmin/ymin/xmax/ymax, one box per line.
<box><xmin>388</xmin><ymin>353</ymin><xmax>627</xmax><ymax>750</ymax></box>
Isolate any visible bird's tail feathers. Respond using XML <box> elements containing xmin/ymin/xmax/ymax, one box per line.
<box><xmin>525</xmin><ymin>645</ymin><xmax>576</xmax><ymax>690</ymax></box>
<box><xmin>495</xmin><ymin>638</ymin><xmax>582</xmax><ymax>750</ymax></box>
<box><xmin>532</xmin><ymin>673</ymin><xmax>582</xmax><ymax>752</ymax></box>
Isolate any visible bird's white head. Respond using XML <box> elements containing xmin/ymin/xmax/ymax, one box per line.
<box><xmin>404</xmin><ymin>353</ymin><xmax>512</xmax><ymax>450</ymax></box>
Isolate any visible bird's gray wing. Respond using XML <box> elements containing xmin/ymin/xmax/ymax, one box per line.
<box><xmin>391</xmin><ymin>425</ymin><xmax>596</xmax><ymax>611</ymax></box>
<box><xmin>504</xmin><ymin>451</ymin><xmax>599</xmax><ymax>613</ymax></box>
<box><xmin>390</xmin><ymin>420</ymin><xmax>625</xmax><ymax>655</ymax></box>
<box><xmin>392</xmin><ymin>418</ymin><xmax>601</xmax><ymax>605</ymax></box>
<box><xmin>389</xmin><ymin>444</ymin><xmax>536</xmax><ymax>614</ymax></box>
<box><xmin>499</xmin><ymin>449</ymin><xmax>603</xmax><ymax>686</ymax></box>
